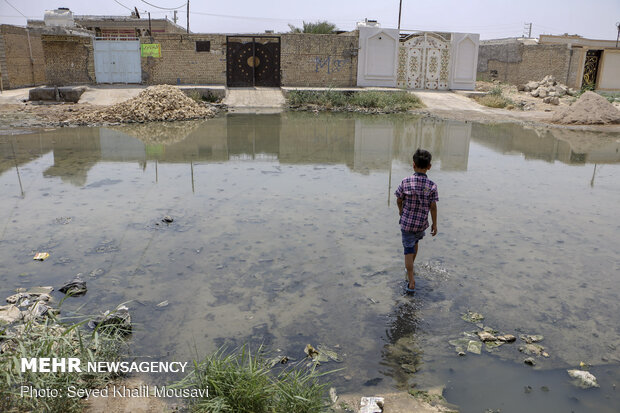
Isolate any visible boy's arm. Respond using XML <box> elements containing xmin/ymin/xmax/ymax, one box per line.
<box><xmin>430</xmin><ymin>201</ymin><xmax>438</xmax><ymax>236</ymax></box>
<box><xmin>397</xmin><ymin>197</ymin><xmax>403</xmax><ymax>216</ymax></box>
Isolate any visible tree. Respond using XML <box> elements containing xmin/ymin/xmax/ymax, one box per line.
<box><xmin>288</xmin><ymin>21</ymin><xmax>338</xmax><ymax>34</ymax></box>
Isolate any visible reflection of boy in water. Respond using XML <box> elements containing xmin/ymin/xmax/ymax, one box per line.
<box><xmin>395</xmin><ymin>149</ymin><xmax>438</xmax><ymax>293</ymax></box>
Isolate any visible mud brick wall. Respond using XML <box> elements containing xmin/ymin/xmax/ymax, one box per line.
<box><xmin>280</xmin><ymin>33</ymin><xmax>358</xmax><ymax>87</ymax></box>
<box><xmin>0</xmin><ymin>25</ymin><xmax>46</xmax><ymax>89</ymax></box>
<box><xmin>141</xmin><ymin>34</ymin><xmax>226</xmax><ymax>85</ymax></box>
<box><xmin>42</xmin><ymin>35</ymin><xmax>95</xmax><ymax>86</ymax></box>
<box><xmin>478</xmin><ymin>42</ymin><xmax>571</xmax><ymax>86</ymax></box>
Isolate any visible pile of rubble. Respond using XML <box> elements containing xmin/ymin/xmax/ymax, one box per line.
<box><xmin>65</xmin><ymin>85</ymin><xmax>217</xmax><ymax>125</ymax></box>
<box><xmin>518</xmin><ymin>75</ymin><xmax>577</xmax><ymax>105</ymax></box>
<box><xmin>552</xmin><ymin>91</ymin><xmax>620</xmax><ymax>125</ymax></box>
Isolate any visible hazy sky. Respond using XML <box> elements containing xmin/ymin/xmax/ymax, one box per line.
<box><xmin>1</xmin><ymin>0</ymin><xmax>619</xmax><ymax>40</ymax></box>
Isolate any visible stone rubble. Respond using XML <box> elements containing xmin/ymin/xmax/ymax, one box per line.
<box><xmin>518</xmin><ymin>75</ymin><xmax>577</xmax><ymax>105</ymax></box>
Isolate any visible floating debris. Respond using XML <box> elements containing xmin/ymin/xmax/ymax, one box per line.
<box><xmin>317</xmin><ymin>344</ymin><xmax>343</xmax><ymax>363</ymax></box>
<box><xmin>329</xmin><ymin>387</ymin><xmax>338</xmax><ymax>404</ymax></box>
<box><xmin>567</xmin><ymin>369</ymin><xmax>599</xmax><ymax>388</ymax></box>
<box><xmin>267</xmin><ymin>355</ymin><xmax>290</xmax><ymax>368</ymax></box>
<box><xmin>59</xmin><ymin>276</ymin><xmax>87</xmax><ymax>296</ymax></box>
<box><xmin>484</xmin><ymin>340</ymin><xmax>504</xmax><ymax>351</ymax></box>
<box><xmin>88</xmin><ymin>305</ymin><xmax>132</xmax><ymax>335</ymax></box>
<box><xmin>360</xmin><ymin>396</ymin><xmax>384</xmax><ymax>413</ymax></box>
<box><xmin>162</xmin><ymin>215</ymin><xmax>174</xmax><ymax>223</ymax></box>
<box><xmin>33</xmin><ymin>252</ymin><xmax>50</xmax><ymax>261</ymax></box>
<box><xmin>520</xmin><ymin>334</ymin><xmax>544</xmax><ymax>344</ymax></box>
<box><xmin>524</xmin><ymin>357</ymin><xmax>536</xmax><ymax>366</ymax></box>
<box><xmin>448</xmin><ymin>338</ymin><xmax>470</xmax><ymax>356</ymax></box>
<box><xmin>304</xmin><ymin>344</ymin><xmax>319</xmax><ymax>358</ymax></box>
<box><xmin>156</xmin><ymin>300</ymin><xmax>169</xmax><ymax>308</ymax></box>
<box><xmin>461</xmin><ymin>310</ymin><xmax>484</xmax><ymax>323</ymax></box>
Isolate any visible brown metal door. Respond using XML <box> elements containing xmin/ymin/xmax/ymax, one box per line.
<box><xmin>227</xmin><ymin>36</ymin><xmax>280</xmax><ymax>87</ymax></box>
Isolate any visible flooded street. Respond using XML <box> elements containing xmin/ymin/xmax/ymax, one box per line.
<box><xmin>1</xmin><ymin>113</ymin><xmax>619</xmax><ymax>412</ymax></box>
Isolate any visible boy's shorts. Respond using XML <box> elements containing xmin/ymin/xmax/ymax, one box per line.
<box><xmin>401</xmin><ymin>229</ymin><xmax>425</xmax><ymax>255</ymax></box>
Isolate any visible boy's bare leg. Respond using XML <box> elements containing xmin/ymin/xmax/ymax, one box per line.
<box><xmin>404</xmin><ymin>243</ymin><xmax>418</xmax><ymax>289</ymax></box>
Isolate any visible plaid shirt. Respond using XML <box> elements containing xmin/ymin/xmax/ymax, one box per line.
<box><xmin>395</xmin><ymin>172</ymin><xmax>438</xmax><ymax>232</ymax></box>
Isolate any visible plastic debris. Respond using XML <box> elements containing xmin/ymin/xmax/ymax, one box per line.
<box><xmin>156</xmin><ymin>300</ymin><xmax>169</xmax><ymax>308</ymax></box>
<box><xmin>304</xmin><ymin>344</ymin><xmax>319</xmax><ymax>358</ymax></box>
<box><xmin>33</xmin><ymin>252</ymin><xmax>50</xmax><ymax>261</ymax></box>
<box><xmin>360</xmin><ymin>396</ymin><xmax>384</xmax><ymax>413</ymax></box>
<box><xmin>59</xmin><ymin>276</ymin><xmax>87</xmax><ymax>296</ymax></box>
<box><xmin>317</xmin><ymin>344</ymin><xmax>343</xmax><ymax>363</ymax></box>
<box><xmin>329</xmin><ymin>387</ymin><xmax>338</xmax><ymax>404</ymax></box>
<box><xmin>567</xmin><ymin>369</ymin><xmax>599</xmax><ymax>388</ymax></box>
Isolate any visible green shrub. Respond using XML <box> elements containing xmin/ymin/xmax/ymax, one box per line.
<box><xmin>286</xmin><ymin>90</ymin><xmax>423</xmax><ymax>111</ymax></box>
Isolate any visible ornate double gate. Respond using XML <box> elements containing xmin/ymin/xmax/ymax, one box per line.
<box><xmin>226</xmin><ymin>36</ymin><xmax>281</xmax><ymax>87</ymax></box>
<box><xmin>581</xmin><ymin>49</ymin><xmax>602</xmax><ymax>89</ymax></box>
<box><xmin>397</xmin><ymin>33</ymin><xmax>451</xmax><ymax>90</ymax></box>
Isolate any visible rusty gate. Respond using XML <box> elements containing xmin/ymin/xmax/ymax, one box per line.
<box><xmin>226</xmin><ymin>36</ymin><xmax>281</xmax><ymax>87</ymax></box>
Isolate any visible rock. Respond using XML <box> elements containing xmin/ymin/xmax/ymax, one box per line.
<box><xmin>88</xmin><ymin>305</ymin><xmax>132</xmax><ymax>335</ymax></box>
<box><xmin>519</xmin><ymin>343</ymin><xmax>545</xmax><ymax>356</ymax></box>
<box><xmin>520</xmin><ymin>334</ymin><xmax>544</xmax><ymax>344</ymax></box>
<box><xmin>162</xmin><ymin>215</ymin><xmax>174</xmax><ymax>223</ymax></box>
<box><xmin>549</xmin><ymin>96</ymin><xmax>560</xmax><ymax>105</ymax></box>
<box><xmin>477</xmin><ymin>331</ymin><xmax>497</xmax><ymax>342</ymax></box>
<box><xmin>497</xmin><ymin>334</ymin><xmax>516</xmax><ymax>343</ymax></box>
<box><xmin>567</xmin><ymin>88</ymin><xmax>578</xmax><ymax>96</ymax></box>
<box><xmin>526</xmin><ymin>81</ymin><xmax>540</xmax><ymax>90</ymax></box>
<box><xmin>24</xmin><ymin>301</ymin><xmax>51</xmax><ymax>322</ymax></box>
<box><xmin>524</xmin><ymin>357</ymin><xmax>536</xmax><ymax>366</ymax></box>
<box><xmin>59</xmin><ymin>276</ymin><xmax>87</xmax><ymax>296</ymax></box>
<box><xmin>25</xmin><ymin>286</ymin><xmax>54</xmax><ymax>296</ymax></box>
<box><xmin>530</xmin><ymin>89</ymin><xmax>540</xmax><ymax>98</ymax></box>
<box><xmin>0</xmin><ymin>304</ymin><xmax>22</xmax><ymax>325</ymax></box>
<box><xmin>461</xmin><ymin>310</ymin><xmax>484</xmax><ymax>323</ymax></box>
<box><xmin>567</xmin><ymin>369</ymin><xmax>599</xmax><ymax>388</ymax></box>
<box><xmin>542</xmin><ymin>75</ymin><xmax>556</xmax><ymax>86</ymax></box>
<box><xmin>555</xmin><ymin>85</ymin><xmax>568</xmax><ymax>96</ymax></box>
<box><xmin>517</xmin><ymin>84</ymin><xmax>526</xmax><ymax>92</ymax></box>
<box><xmin>538</xmin><ymin>88</ymin><xmax>549</xmax><ymax>98</ymax></box>
<box><xmin>6</xmin><ymin>293</ymin><xmax>27</xmax><ymax>305</ymax></box>
<box><xmin>360</xmin><ymin>396</ymin><xmax>384</xmax><ymax>413</ymax></box>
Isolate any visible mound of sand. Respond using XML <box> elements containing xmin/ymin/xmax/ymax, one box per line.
<box><xmin>68</xmin><ymin>85</ymin><xmax>216</xmax><ymax>125</ymax></box>
<box><xmin>551</xmin><ymin>91</ymin><xmax>620</xmax><ymax>125</ymax></box>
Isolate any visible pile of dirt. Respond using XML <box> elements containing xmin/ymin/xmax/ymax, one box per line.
<box><xmin>551</xmin><ymin>91</ymin><xmax>620</xmax><ymax>125</ymax></box>
<box><xmin>66</xmin><ymin>85</ymin><xmax>216</xmax><ymax>125</ymax></box>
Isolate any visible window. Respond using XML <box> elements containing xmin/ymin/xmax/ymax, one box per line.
<box><xmin>196</xmin><ymin>41</ymin><xmax>210</xmax><ymax>52</ymax></box>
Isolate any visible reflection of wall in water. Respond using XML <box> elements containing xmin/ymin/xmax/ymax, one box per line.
<box><xmin>392</xmin><ymin>118</ymin><xmax>471</xmax><ymax>171</ymax></box>
<box><xmin>42</xmin><ymin>128</ymin><xmax>102</xmax><ymax>187</ymax></box>
<box><xmin>0</xmin><ymin>132</ymin><xmax>55</xmax><ymax>176</ymax></box>
<box><xmin>278</xmin><ymin>112</ymin><xmax>355</xmax><ymax>167</ymax></box>
<box><xmin>226</xmin><ymin>114</ymin><xmax>280</xmax><ymax>161</ymax></box>
<box><xmin>472</xmin><ymin>123</ymin><xmax>620</xmax><ymax>165</ymax></box>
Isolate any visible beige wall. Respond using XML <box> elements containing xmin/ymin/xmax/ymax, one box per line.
<box><xmin>0</xmin><ymin>25</ymin><xmax>46</xmax><ymax>89</ymax></box>
<box><xmin>141</xmin><ymin>33</ymin><xmax>226</xmax><ymax>85</ymax></box>
<box><xmin>479</xmin><ymin>43</ymin><xmax>570</xmax><ymax>86</ymax></box>
<box><xmin>281</xmin><ymin>33</ymin><xmax>358</xmax><ymax>87</ymax></box>
<box><xmin>42</xmin><ymin>35</ymin><xmax>95</xmax><ymax>85</ymax></box>
<box><xmin>597</xmin><ymin>50</ymin><xmax>620</xmax><ymax>91</ymax></box>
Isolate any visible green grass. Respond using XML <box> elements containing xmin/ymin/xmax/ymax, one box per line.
<box><xmin>287</xmin><ymin>90</ymin><xmax>423</xmax><ymax>112</ymax></box>
<box><xmin>174</xmin><ymin>346</ymin><xmax>332</xmax><ymax>413</ymax></box>
<box><xmin>474</xmin><ymin>86</ymin><xmax>514</xmax><ymax>109</ymax></box>
<box><xmin>0</xmin><ymin>315</ymin><xmax>126</xmax><ymax>413</ymax></box>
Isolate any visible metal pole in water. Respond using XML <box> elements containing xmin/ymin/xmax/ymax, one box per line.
<box><xmin>191</xmin><ymin>161</ymin><xmax>195</xmax><ymax>193</ymax></box>
<box><xmin>10</xmin><ymin>140</ymin><xmax>24</xmax><ymax>197</ymax></box>
<box><xmin>155</xmin><ymin>160</ymin><xmax>158</xmax><ymax>183</ymax></box>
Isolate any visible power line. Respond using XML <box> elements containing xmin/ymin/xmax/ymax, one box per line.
<box><xmin>140</xmin><ymin>0</ymin><xmax>186</xmax><ymax>10</ymax></box>
<box><xmin>112</xmin><ymin>0</ymin><xmax>133</xmax><ymax>12</ymax></box>
<box><xmin>3</xmin><ymin>0</ymin><xmax>27</xmax><ymax>18</ymax></box>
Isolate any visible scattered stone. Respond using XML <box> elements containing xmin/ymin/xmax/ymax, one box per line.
<box><xmin>461</xmin><ymin>310</ymin><xmax>484</xmax><ymax>323</ymax></box>
<box><xmin>484</xmin><ymin>340</ymin><xmax>504</xmax><ymax>351</ymax></box>
<box><xmin>543</xmin><ymin>96</ymin><xmax>560</xmax><ymax>105</ymax></box>
<box><xmin>162</xmin><ymin>215</ymin><xmax>174</xmax><ymax>223</ymax></box>
<box><xmin>519</xmin><ymin>343</ymin><xmax>546</xmax><ymax>356</ymax></box>
<box><xmin>88</xmin><ymin>305</ymin><xmax>132</xmax><ymax>335</ymax></box>
<box><xmin>0</xmin><ymin>304</ymin><xmax>22</xmax><ymax>324</ymax></box>
<box><xmin>24</xmin><ymin>301</ymin><xmax>50</xmax><ymax>321</ymax></box>
<box><xmin>567</xmin><ymin>369</ymin><xmax>599</xmax><ymax>388</ymax></box>
<box><xmin>59</xmin><ymin>276</ymin><xmax>87</xmax><ymax>296</ymax></box>
<box><xmin>477</xmin><ymin>331</ymin><xmax>497</xmax><ymax>342</ymax></box>
<box><xmin>524</xmin><ymin>357</ymin><xmax>536</xmax><ymax>366</ymax></box>
<box><xmin>520</xmin><ymin>334</ymin><xmax>544</xmax><ymax>344</ymax></box>
<box><xmin>497</xmin><ymin>334</ymin><xmax>516</xmax><ymax>343</ymax></box>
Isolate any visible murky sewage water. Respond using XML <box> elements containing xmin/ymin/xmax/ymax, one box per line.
<box><xmin>1</xmin><ymin>113</ymin><xmax>619</xmax><ymax>412</ymax></box>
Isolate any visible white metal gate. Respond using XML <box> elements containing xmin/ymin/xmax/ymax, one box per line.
<box><xmin>397</xmin><ymin>33</ymin><xmax>451</xmax><ymax>90</ymax></box>
<box><xmin>94</xmin><ymin>39</ymin><xmax>141</xmax><ymax>84</ymax></box>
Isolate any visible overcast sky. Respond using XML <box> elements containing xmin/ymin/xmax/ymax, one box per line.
<box><xmin>1</xmin><ymin>0</ymin><xmax>619</xmax><ymax>40</ymax></box>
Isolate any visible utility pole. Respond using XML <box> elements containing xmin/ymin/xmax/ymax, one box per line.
<box><xmin>173</xmin><ymin>10</ymin><xmax>178</xmax><ymax>24</ymax></box>
<box><xmin>616</xmin><ymin>22</ymin><xmax>620</xmax><ymax>47</ymax></box>
<box><xmin>523</xmin><ymin>22</ymin><xmax>532</xmax><ymax>38</ymax></box>
<box><xmin>186</xmin><ymin>0</ymin><xmax>190</xmax><ymax>33</ymax></box>
<box><xmin>398</xmin><ymin>0</ymin><xmax>403</xmax><ymax>31</ymax></box>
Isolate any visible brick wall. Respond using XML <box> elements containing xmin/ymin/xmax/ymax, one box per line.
<box><xmin>478</xmin><ymin>42</ymin><xmax>571</xmax><ymax>86</ymax></box>
<box><xmin>141</xmin><ymin>34</ymin><xmax>226</xmax><ymax>85</ymax></box>
<box><xmin>42</xmin><ymin>35</ymin><xmax>95</xmax><ymax>85</ymax></box>
<box><xmin>0</xmin><ymin>25</ymin><xmax>45</xmax><ymax>89</ymax></box>
<box><xmin>281</xmin><ymin>33</ymin><xmax>358</xmax><ymax>87</ymax></box>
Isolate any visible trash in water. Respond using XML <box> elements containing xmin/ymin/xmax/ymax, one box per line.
<box><xmin>484</xmin><ymin>340</ymin><xmax>504</xmax><ymax>351</ymax></box>
<box><xmin>33</xmin><ymin>252</ymin><xmax>50</xmax><ymax>261</ymax></box>
<box><xmin>329</xmin><ymin>387</ymin><xmax>338</xmax><ymax>404</ymax></box>
<box><xmin>448</xmin><ymin>337</ymin><xmax>471</xmax><ymax>355</ymax></box>
<box><xmin>317</xmin><ymin>344</ymin><xmax>343</xmax><ymax>362</ymax></box>
<box><xmin>267</xmin><ymin>355</ymin><xmax>291</xmax><ymax>368</ymax></box>
<box><xmin>524</xmin><ymin>357</ymin><xmax>536</xmax><ymax>366</ymax></box>
<box><xmin>461</xmin><ymin>310</ymin><xmax>484</xmax><ymax>323</ymax></box>
<box><xmin>162</xmin><ymin>215</ymin><xmax>174</xmax><ymax>223</ymax></box>
<box><xmin>156</xmin><ymin>300</ymin><xmax>169</xmax><ymax>308</ymax></box>
<box><xmin>467</xmin><ymin>340</ymin><xmax>482</xmax><ymax>355</ymax></box>
<box><xmin>304</xmin><ymin>344</ymin><xmax>319</xmax><ymax>358</ymax></box>
<box><xmin>567</xmin><ymin>369</ymin><xmax>599</xmax><ymax>388</ymax></box>
<box><xmin>88</xmin><ymin>305</ymin><xmax>132</xmax><ymax>335</ymax></box>
<box><xmin>360</xmin><ymin>396</ymin><xmax>384</xmax><ymax>413</ymax></box>
<box><xmin>59</xmin><ymin>276</ymin><xmax>87</xmax><ymax>296</ymax></box>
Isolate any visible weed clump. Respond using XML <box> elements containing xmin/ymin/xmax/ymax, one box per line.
<box><xmin>287</xmin><ymin>90</ymin><xmax>423</xmax><ymax>112</ymax></box>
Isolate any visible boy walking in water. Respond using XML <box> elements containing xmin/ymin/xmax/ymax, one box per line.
<box><xmin>395</xmin><ymin>149</ymin><xmax>438</xmax><ymax>293</ymax></box>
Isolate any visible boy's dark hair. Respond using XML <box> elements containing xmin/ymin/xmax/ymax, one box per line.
<box><xmin>413</xmin><ymin>148</ymin><xmax>432</xmax><ymax>169</ymax></box>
